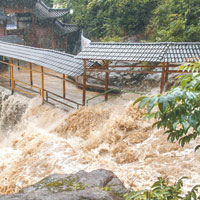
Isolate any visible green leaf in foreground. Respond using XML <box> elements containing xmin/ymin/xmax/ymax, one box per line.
<box><xmin>133</xmin><ymin>61</ymin><xmax>200</xmax><ymax>148</ymax></box>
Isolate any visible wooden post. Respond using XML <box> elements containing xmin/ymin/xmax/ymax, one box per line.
<box><xmin>41</xmin><ymin>66</ymin><xmax>44</xmax><ymax>101</ymax></box>
<box><xmin>17</xmin><ymin>60</ymin><xmax>20</xmax><ymax>71</ymax></box>
<box><xmin>82</xmin><ymin>59</ymin><xmax>87</xmax><ymax>106</ymax></box>
<box><xmin>40</xmin><ymin>39</ymin><xmax>42</xmax><ymax>48</ymax></box>
<box><xmin>105</xmin><ymin>60</ymin><xmax>109</xmax><ymax>101</ymax></box>
<box><xmin>30</xmin><ymin>63</ymin><xmax>33</xmax><ymax>86</ymax></box>
<box><xmin>63</xmin><ymin>74</ymin><xmax>66</xmax><ymax>98</ymax></box>
<box><xmin>51</xmin><ymin>26</ymin><xmax>56</xmax><ymax>49</ymax></box>
<box><xmin>9</xmin><ymin>58</ymin><xmax>14</xmax><ymax>94</ymax></box>
<box><xmin>46</xmin><ymin>91</ymin><xmax>48</xmax><ymax>102</ymax></box>
<box><xmin>160</xmin><ymin>63</ymin><xmax>166</xmax><ymax>93</ymax></box>
<box><xmin>165</xmin><ymin>62</ymin><xmax>169</xmax><ymax>84</ymax></box>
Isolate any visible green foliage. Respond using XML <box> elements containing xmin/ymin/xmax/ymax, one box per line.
<box><xmin>53</xmin><ymin>0</ymin><xmax>157</xmax><ymax>39</ymax></box>
<box><xmin>100</xmin><ymin>35</ymin><xmax>122</xmax><ymax>42</ymax></box>
<box><xmin>53</xmin><ymin>0</ymin><xmax>200</xmax><ymax>42</ymax></box>
<box><xmin>71</xmin><ymin>182</ymin><xmax>88</xmax><ymax>190</ymax></box>
<box><xmin>124</xmin><ymin>177</ymin><xmax>200</xmax><ymax>200</ymax></box>
<box><xmin>99</xmin><ymin>186</ymin><xmax>111</xmax><ymax>192</ymax></box>
<box><xmin>147</xmin><ymin>0</ymin><xmax>200</xmax><ymax>42</ymax></box>
<box><xmin>43</xmin><ymin>0</ymin><xmax>54</xmax><ymax>7</ymax></box>
<box><xmin>133</xmin><ymin>62</ymin><xmax>200</xmax><ymax>149</ymax></box>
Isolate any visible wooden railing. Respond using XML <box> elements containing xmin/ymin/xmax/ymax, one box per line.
<box><xmin>0</xmin><ymin>59</ymin><xmax>81</xmax><ymax>111</ymax></box>
<box><xmin>44</xmin><ymin>90</ymin><xmax>81</xmax><ymax>109</ymax></box>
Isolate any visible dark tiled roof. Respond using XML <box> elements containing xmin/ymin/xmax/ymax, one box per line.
<box><xmin>0</xmin><ymin>35</ymin><xmax>24</xmax><ymax>44</ymax></box>
<box><xmin>76</xmin><ymin>42</ymin><xmax>200</xmax><ymax>63</ymax></box>
<box><xmin>0</xmin><ymin>41</ymin><xmax>93</xmax><ymax>76</ymax></box>
<box><xmin>34</xmin><ymin>0</ymin><xmax>69</xmax><ymax>19</ymax></box>
<box><xmin>54</xmin><ymin>20</ymin><xmax>79</xmax><ymax>35</ymax></box>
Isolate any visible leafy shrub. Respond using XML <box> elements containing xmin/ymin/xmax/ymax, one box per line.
<box><xmin>129</xmin><ymin>62</ymin><xmax>200</xmax><ymax>199</ymax></box>
<box><xmin>133</xmin><ymin>61</ymin><xmax>200</xmax><ymax>150</ymax></box>
<box><xmin>124</xmin><ymin>177</ymin><xmax>200</xmax><ymax>200</ymax></box>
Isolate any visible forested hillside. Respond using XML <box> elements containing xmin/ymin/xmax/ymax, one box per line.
<box><xmin>46</xmin><ymin>0</ymin><xmax>200</xmax><ymax>42</ymax></box>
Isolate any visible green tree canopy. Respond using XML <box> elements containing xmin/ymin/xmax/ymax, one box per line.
<box><xmin>146</xmin><ymin>0</ymin><xmax>200</xmax><ymax>42</ymax></box>
<box><xmin>53</xmin><ymin>0</ymin><xmax>157</xmax><ymax>40</ymax></box>
<box><xmin>53</xmin><ymin>0</ymin><xmax>200</xmax><ymax>42</ymax></box>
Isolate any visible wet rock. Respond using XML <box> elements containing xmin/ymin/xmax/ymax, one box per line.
<box><xmin>0</xmin><ymin>169</ymin><xmax>128</xmax><ymax>200</ymax></box>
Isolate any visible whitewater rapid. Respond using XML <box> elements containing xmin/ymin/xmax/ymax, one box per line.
<box><xmin>0</xmin><ymin>89</ymin><xmax>199</xmax><ymax>195</ymax></box>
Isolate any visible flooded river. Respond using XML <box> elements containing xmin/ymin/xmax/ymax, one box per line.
<box><xmin>0</xmin><ymin>88</ymin><xmax>199</xmax><ymax>195</ymax></box>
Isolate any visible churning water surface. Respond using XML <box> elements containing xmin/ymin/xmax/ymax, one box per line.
<box><xmin>0</xmin><ymin>90</ymin><xmax>199</xmax><ymax>195</ymax></box>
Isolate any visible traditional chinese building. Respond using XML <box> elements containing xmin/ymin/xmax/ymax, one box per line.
<box><xmin>0</xmin><ymin>0</ymin><xmax>80</xmax><ymax>53</ymax></box>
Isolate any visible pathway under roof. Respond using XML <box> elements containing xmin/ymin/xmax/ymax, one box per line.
<box><xmin>0</xmin><ymin>41</ymin><xmax>94</xmax><ymax>110</ymax></box>
<box><xmin>0</xmin><ymin>41</ymin><xmax>200</xmax><ymax>109</ymax></box>
<box><xmin>76</xmin><ymin>42</ymin><xmax>200</xmax><ymax>105</ymax></box>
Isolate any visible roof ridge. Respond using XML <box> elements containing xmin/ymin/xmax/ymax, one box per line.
<box><xmin>0</xmin><ymin>41</ymin><xmax>94</xmax><ymax>77</ymax></box>
<box><xmin>35</xmin><ymin>0</ymin><xmax>69</xmax><ymax>19</ymax></box>
<box><xmin>76</xmin><ymin>42</ymin><xmax>200</xmax><ymax>63</ymax></box>
<box><xmin>56</xmin><ymin>20</ymin><xmax>77</xmax><ymax>27</ymax></box>
<box><xmin>90</xmin><ymin>42</ymin><xmax>200</xmax><ymax>45</ymax></box>
<box><xmin>55</xmin><ymin>19</ymin><xmax>79</xmax><ymax>35</ymax></box>
<box><xmin>37</xmin><ymin>0</ymin><xmax>68</xmax><ymax>12</ymax></box>
<box><xmin>0</xmin><ymin>40</ymin><xmax>73</xmax><ymax>57</ymax></box>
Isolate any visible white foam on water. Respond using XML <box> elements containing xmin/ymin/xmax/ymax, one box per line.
<box><xmin>0</xmin><ymin>94</ymin><xmax>199</xmax><ymax>195</ymax></box>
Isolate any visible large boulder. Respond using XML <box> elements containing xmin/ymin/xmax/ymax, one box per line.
<box><xmin>0</xmin><ymin>169</ymin><xmax>128</xmax><ymax>200</ymax></box>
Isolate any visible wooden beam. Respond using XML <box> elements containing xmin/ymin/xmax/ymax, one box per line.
<box><xmin>82</xmin><ymin>59</ymin><xmax>87</xmax><ymax>106</ymax></box>
<box><xmin>109</xmin><ymin>65</ymin><xmax>162</xmax><ymax>68</ymax></box>
<box><xmin>160</xmin><ymin>63</ymin><xmax>166</xmax><ymax>93</ymax></box>
<box><xmin>86</xmin><ymin>69</ymin><xmax>162</xmax><ymax>73</ymax></box>
<box><xmin>5</xmin><ymin>8</ymin><xmax>32</xmax><ymax>14</ymax></box>
<box><xmin>105</xmin><ymin>60</ymin><xmax>109</xmax><ymax>101</ymax></box>
<box><xmin>63</xmin><ymin>74</ymin><xmax>66</xmax><ymax>98</ymax></box>
<box><xmin>9</xmin><ymin>58</ymin><xmax>14</xmax><ymax>94</ymax></box>
<box><xmin>30</xmin><ymin>63</ymin><xmax>33</xmax><ymax>86</ymax></box>
<box><xmin>41</xmin><ymin>66</ymin><xmax>44</xmax><ymax>101</ymax></box>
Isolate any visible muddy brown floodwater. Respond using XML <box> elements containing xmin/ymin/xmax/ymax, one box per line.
<box><xmin>0</xmin><ymin>64</ymin><xmax>199</xmax><ymax>195</ymax></box>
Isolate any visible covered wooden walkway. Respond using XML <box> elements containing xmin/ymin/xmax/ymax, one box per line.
<box><xmin>76</xmin><ymin>42</ymin><xmax>200</xmax><ymax>105</ymax></box>
<box><xmin>0</xmin><ymin>41</ymin><xmax>94</xmax><ymax>110</ymax></box>
<box><xmin>0</xmin><ymin>41</ymin><xmax>200</xmax><ymax>109</ymax></box>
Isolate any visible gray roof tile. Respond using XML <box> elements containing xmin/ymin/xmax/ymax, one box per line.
<box><xmin>35</xmin><ymin>0</ymin><xmax>69</xmax><ymax>19</ymax></box>
<box><xmin>54</xmin><ymin>20</ymin><xmax>79</xmax><ymax>35</ymax></box>
<box><xmin>0</xmin><ymin>41</ymin><xmax>93</xmax><ymax>76</ymax></box>
<box><xmin>76</xmin><ymin>42</ymin><xmax>200</xmax><ymax>63</ymax></box>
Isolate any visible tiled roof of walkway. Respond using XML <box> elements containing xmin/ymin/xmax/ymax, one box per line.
<box><xmin>0</xmin><ymin>41</ymin><xmax>93</xmax><ymax>77</ymax></box>
<box><xmin>76</xmin><ymin>42</ymin><xmax>200</xmax><ymax>63</ymax></box>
